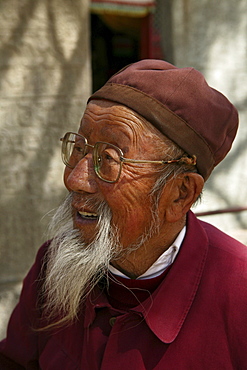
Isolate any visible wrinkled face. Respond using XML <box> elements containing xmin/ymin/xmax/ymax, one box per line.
<box><xmin>64</xmin><ymin>100</ymin><xmax>167</xmax><ymax>249</ymax></box>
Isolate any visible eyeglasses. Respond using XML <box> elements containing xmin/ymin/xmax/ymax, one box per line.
<box><xmin>60</xmin><ymin>132</ymin><xmax>197</xmax><ymax>183</ymax></box>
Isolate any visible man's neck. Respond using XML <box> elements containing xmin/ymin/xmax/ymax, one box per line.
<box><xmin>111</xmin><ymin>218</ymin><xmax>186</xmax><ymax>279</ymax></box>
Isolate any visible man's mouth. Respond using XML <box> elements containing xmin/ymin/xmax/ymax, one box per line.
<box><xmin>78</xmin><ymin>211</ymin><xmax>98</xmax><ymax>220</ymax></box>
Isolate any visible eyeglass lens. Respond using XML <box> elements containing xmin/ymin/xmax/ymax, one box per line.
<box><xmin>94</xmin><ymin>142</ymin><xmax>122</xmax><ymax>182</ymax></box>
<box><xmin>62</xmin><ymin>133</ymin><xmax>87</xmax><ymax>169</ymax></box>
<box><xmin>62</xmin><ymin>133</ymin><xmax>122</xmax><ymax>183</ymax></box>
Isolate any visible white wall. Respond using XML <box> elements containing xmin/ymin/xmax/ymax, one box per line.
<box><xmin>0</xmin><ymin>0</ymin><xmax>91</xmax><ymax>339</ymax></box>
<box><xmin>171</xmin><ymin>0</ymin><xmax>247</xmax><ymax>243</ymax></box>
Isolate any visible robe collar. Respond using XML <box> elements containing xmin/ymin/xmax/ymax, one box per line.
<box><xmin>84</xmin><ymin>211</ymin><xmax>208</xmax><ymax>344</ymax></box>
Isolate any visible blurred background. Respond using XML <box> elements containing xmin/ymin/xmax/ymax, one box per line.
<box><xmin>0</xmin><ymin>0</ymin><xmax>247</xmax><ymax>339</ymax></box>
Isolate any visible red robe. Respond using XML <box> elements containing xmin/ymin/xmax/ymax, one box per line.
<box><xmin>1</xmin><ymin>211</ymin><xmax>247</xmax><ymax>369</ymax></box>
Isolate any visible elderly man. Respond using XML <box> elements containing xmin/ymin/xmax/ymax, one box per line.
<box><xmin>1</xmin><ymin>59</ymin><xmax>247</xmax><ymax>369</ymax></box>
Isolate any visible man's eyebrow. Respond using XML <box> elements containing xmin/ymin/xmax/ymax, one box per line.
<box><xmin>121</xmin><ymin>146</ymin><xmax>130</xmax><ymax>155</ymax></box>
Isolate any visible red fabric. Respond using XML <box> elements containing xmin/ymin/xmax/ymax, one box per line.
<box><xmin>1</xmin><ymin>211</ymin><xmax>247</xmax><ymax>369</ymax></box>
<box><xmin>91</xmin><ymin>0</ymin><xmax>155</xmax><ymax>5</ymax></box>
<box><xmin>90</xmin><ymin>0</ymin><xmax>156</xmax><ymax>16</ymax></box>
<box><xmin>106</xmin><ymin>265</ymin><xmax>172</xmax><ymax>310</ymax></box>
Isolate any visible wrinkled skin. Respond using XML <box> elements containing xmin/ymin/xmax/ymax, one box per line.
<box><xmin>64</xmin><ymin>100</ymin><xmax>204</xmax><ymax>277</ymax></box>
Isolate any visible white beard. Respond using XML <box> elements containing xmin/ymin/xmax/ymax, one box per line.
<box><xmin>41</xmin><ymin>192</ymin><xmax>160</xmax><ymax>328</ymax></box>
<box><xmin>41</xmin><ymin>193</ymin><xmax>120</xmax><ymax>327</ymax></box>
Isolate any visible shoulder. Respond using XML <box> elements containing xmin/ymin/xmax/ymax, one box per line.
<box><xmin>187</xmin><ymin>211</ymin><xmax>247</xmax><ymax>286</ymax></box>
<box><xmin>188</xmin><ymin>210</ymin><xmax>247</xmax><ymax>256</ymax></box>
<box><xmin>0</xmin><ymin>241</ymin><xmax>52</xmax><ymax>365</ymax></box>
<box><xmin>186</xmin><ymin>213</ymin><xmax>247</xmax><ymax>321</ymax></box>
<box><xmin>191</xmin><ymin>214</ymin><xmax>247</xmax><ymax>300</ymax></box>
<box><xmin>199</xmin><ymin>216</ymin><xmax>247</xmax><ymax>259</ymax></box>
<box><xmin>22</xmin><ymin>240</ymin><xmax>51</xmax><ymax>290</ymax></box>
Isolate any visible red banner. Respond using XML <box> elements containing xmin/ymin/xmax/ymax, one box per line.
<box><xmin>90</xmin><ymin>0</ymin><xmax>156</xmax><ymax>16</ymax></box>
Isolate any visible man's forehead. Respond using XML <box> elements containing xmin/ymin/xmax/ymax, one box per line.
<box><xmin>81</xmin><ymin>99</ymin><xmax>167</xmax><ymax>140</ymax></box>
<box><xmin>79</xmin><ymin>101</ymin><xmax>141</xmax><ymax>146</ymax></box>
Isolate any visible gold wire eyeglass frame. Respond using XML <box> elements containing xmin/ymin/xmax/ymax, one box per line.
<box><xmin>60</xmin><ymin>132</ymin><xmax>197</xmax><ymax>183</ymax></box>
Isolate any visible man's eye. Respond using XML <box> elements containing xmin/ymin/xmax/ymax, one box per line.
<box><xmin>105</xmin><ymin>153</ymin><xmax>114</xmax><ymax>160</ymax></box>
<box><xmin>74</xmin><ymin>146</ymin><xmax>84</xmax><ymax>153</ymax></box>
<box><xmin>103</xmin><ymin>149</ymin><xmax>119</xmax><ymax>162</ymax></box>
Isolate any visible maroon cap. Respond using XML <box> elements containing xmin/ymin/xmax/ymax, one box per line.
<box><xmin>89</xmin><ymin>59</ymin><xmax>239</xmax><ymax>180</ymax></box>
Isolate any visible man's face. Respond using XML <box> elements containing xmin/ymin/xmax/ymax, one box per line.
<box><xmin>64</xmin><ymin>100</ymin><xmax>168</xmax><ymax>252</ymax></box>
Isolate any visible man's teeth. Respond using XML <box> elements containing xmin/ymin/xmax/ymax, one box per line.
<box><xmin>78</xmin><ymin>211</ymin><xmax>98</xmax><ymax>219</ymax></box>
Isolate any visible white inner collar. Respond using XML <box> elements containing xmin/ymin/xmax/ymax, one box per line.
<box><xmin>109</xmin><ymin>226</ymin><xmax>186</xmax><ymax>280</ymax></box>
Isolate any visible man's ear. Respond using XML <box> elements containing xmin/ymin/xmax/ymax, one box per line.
<box><xmin>163</xmin><ymin>173</ymin><xmax>204</xmax><ymax>223</ymax></box>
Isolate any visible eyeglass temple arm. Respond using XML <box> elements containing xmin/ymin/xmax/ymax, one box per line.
<box><xmin>121</xmin><ymin>155</ymin><xmax>197</xmax><ymax>166</ymax></box>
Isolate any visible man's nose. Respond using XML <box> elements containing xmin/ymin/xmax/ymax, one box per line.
<box><xmin>64</xmin><ymin>156</ymin><xmax>98</xmax><ymax>194</ymax></box>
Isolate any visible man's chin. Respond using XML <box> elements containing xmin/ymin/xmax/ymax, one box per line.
<box><xmin>72</xmin><ymin>218</ymin><xmax>99</xmax><ymax>245</ymax></box>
